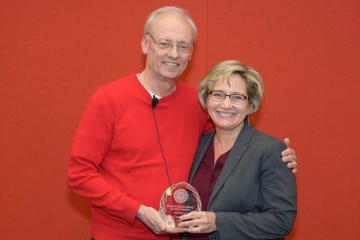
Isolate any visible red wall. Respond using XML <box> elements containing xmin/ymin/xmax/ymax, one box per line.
<box><xmin>1</xmin><ymin>1</ymin><xmax>359</xmax><ymax>239</ymax></box>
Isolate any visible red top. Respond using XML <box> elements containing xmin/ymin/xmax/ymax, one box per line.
<box><xmin>68</xmin><ymin>74</ymin><xmax>213</xmax><ymax>240</ymax></box>
<box><xmin>190</xmin><ymin>139</ymin><xmax>231</xmax><ymax>240</ymax></box>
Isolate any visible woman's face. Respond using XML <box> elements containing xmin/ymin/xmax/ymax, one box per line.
<box><xmin>206</xmin><ymin>74</ymin><xmax>252</xmax><ymax>134</ymax></box>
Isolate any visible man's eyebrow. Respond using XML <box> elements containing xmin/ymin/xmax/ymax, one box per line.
<box><xmin>158</xmin><ymin>37</ymin><xmax>190</xmax><ymax>44</ymax></box>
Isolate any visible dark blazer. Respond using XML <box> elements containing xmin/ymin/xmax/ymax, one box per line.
<box><xmin>187</xmin><ymin>121</ymin><xmax>297</xmax><ymax>240</ymax></box>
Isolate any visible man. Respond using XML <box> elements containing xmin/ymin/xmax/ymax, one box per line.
<box><xmin>68</xmin><ymin>6</ymin><xmax>297</xmax><ymax>240</ymax></box>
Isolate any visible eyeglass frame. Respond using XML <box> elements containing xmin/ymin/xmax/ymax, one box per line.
<box><xmin>146</xmin><ymin>33</ymin><xmax>194</xmax><ymax>55</ymax></box>
<box><xmin>207</xmin><ymin>90</ymin><xmax>249</xmax><ymax>105</ymax></box>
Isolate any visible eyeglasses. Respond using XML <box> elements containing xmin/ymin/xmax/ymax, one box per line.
<box><xmin>147</xmin><ymin>33</ymin><xmax>194</xmax><ymax>55</ymax></box>
<box><xmin>207</xmin><ymin>90</ymin><xmax>249</xmax><ymax>105</ymax></box>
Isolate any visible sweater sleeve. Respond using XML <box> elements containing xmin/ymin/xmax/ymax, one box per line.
<box><xmin>67</xmin><ymin>88</ymin><xmax>141</xmax><ymax>224</ymax></box>
<box><xmin>202</xmin><ymin>119</ymin><xmax>215</xmax><ymax>134</ymax></box>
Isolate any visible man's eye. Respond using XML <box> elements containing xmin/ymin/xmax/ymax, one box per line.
<box><xmin>159</xmin><ymin>42</ymin><xmax>170</xmax><ymax>47</ymax></box>
<box><xmin>178</xmin><ymin>45</ymin><xmax>189</xmax><ymax>50</ymax></box>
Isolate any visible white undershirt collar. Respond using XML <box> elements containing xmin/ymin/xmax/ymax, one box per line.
<box><xmin>137</xmin><ymin>74</ymin><xmax>176</xmax><ymax>99</ymax></box>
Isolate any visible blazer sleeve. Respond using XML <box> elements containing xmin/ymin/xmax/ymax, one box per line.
<box><xmin>214</xmin><ymin>140</ymin><xmax>297</xmax><ymax>239</ymax></box>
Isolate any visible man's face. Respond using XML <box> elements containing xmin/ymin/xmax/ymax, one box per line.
<box><xmin>142</xmin><ymin>12</ymin><xmax>194</xmax><ymax>82</ymax></box>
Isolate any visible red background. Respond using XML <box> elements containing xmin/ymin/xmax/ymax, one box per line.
<box><xmin>1</xmin><ymin>1</ymin><xmax>359</xmax><ymax>239</ymax></box>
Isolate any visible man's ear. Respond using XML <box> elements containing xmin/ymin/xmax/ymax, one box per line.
<box><xmin>141</xmin><ymin>36</ymin><xmax>148</xmax><ymax>54</ymax></box>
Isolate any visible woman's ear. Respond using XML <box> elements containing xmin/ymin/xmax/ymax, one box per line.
<box><xmin>247</xmin><ymin>103</ymin><xmax>253</xmax><ymax>116</ymax></box>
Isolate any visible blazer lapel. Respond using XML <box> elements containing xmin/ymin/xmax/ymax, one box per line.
<box><xmin>188</xmin><ymin>131</ymin><xmax>215</xmax><ymax>183</ymax></box>
<box><xmin>209</xmin><ymin>120</ymin><xmax>255</xmax><ymax>204</ymax></box>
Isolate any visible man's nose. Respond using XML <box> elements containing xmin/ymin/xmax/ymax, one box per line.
<box><xmin>167</xmin><ymin>45</ymin><xmax>180</xmax><ymax>58</ymax></box>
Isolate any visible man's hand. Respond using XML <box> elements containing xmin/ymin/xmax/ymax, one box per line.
<box><xmin>282</xmin><ymin>138</ymin><xmax>297</xmax><ymax>174</ymax></box>
<box><xmin>136</xmin><ymin>205</ymin><xmax>167</xmax><ymax>234</ymax></box>
<box><xmin>136</xmin><ymin>205</ymin><xmax>184</xmax><ymax>234</ymax></box>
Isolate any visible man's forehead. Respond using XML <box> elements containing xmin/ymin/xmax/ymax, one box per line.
<box><xmin>150</xmin><ymin>13</ymin><xmax>194</xmax><ymax>41</ymax></box>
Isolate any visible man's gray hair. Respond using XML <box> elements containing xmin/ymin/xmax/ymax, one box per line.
<box><xmin>144</xmin><ymin>6</ymin><xmax>197</xmax><ymax>40</ymax></box>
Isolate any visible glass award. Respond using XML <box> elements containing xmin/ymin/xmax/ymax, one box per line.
<box><xmin>159</xmin><ymin>182</ymin><xmax>202</xmax><ymax>227</ymax></box>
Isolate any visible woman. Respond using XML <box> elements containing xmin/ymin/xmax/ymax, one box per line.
<box><xmin>178</xmin><ymin>60</ymin><xmax>297</xmax><ymax>239</ymax></box>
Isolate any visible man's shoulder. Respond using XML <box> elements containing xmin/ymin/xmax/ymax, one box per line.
<box><xmin>101</xmin><ymin>73</ymin><xmax>137</xmax><ymax>90</ymax></box>
<box><xmin>175</xmin><ymin>81</ymin><xmax>198</xmax><ymax>100</ymax></box>
<box><xmin>176</xmin><ymin>80</ymin><xmax>197</xmax><ymax>91</ymax></box>
<box><xmin>88</xmin><ymin>73</ymin><xmax>139</xmax><ymax>101</ymax></box>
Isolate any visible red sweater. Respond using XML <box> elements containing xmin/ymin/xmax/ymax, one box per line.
<box><xmin>68</xmin><ymin>74</ymin><xmax>212</xmax><ymax>239</ymax></box>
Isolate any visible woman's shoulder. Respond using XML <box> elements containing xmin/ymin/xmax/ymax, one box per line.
<box><xmin>251</xmin><ymin>129</ymin><xmax>286</xmax><ymax>150</ymax></box>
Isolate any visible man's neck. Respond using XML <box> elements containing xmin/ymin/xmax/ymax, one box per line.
<box><xmin>138</xmin><ymin>71</ymin><xmax>177</xmax><ymax>97</ymax></box>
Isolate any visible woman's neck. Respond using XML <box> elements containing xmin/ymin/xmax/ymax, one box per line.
<box><xmin>214</xmin><ymin>130</ymin><xmax>238</xmax><ymax>148</ymax></box>
<box><xmin>214</xmin><ymin>123</ymin><xmax>244</xmax><ymax>147</ymax></box>
<box><xmin>213</xmin><ymin>128</ymin><xmax>241</xmax><ymax>164</ymax></box>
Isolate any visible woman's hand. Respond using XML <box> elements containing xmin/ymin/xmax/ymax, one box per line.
<box><xmin>178</xmin><ymin>211</ymin><xmax>217</xmax><ymax>234</ymax></box>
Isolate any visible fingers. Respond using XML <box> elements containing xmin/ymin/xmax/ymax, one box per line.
<box><xmin>282</xmin><ymin>137</ymin><xmax>294</xmax><ymax>160</ymax></box>
<box><xmin>281</xmin><ymin>148</ymin><xmax>296</xmax><ymax>162</ymax></box>
<box><xmin>282</xmin><ymin>154</ymin><xmax>296</xmax><ymax>164</ymax></box>
<box><xmin>281</xmin><ymin>138</ymin><xmax>298</xmax><ymax>174</ymax></box>
<box><xmin>281</xmin><ymin>147</ymin><xmax>295</xmax><ymax>157</ymax></box>
<box><xmin>281</xmin><ymin>149</ymin><xmax>298</xmax><ymax>174</ymax></box>
<box><xmin>179</xmin><ymin>211</ymin><xmax>198</xmax><ymax>221</ymax></box>
<box><xmin>166</xmin><ymin>215</ymin><xmax>176</xmax><ymax>228</ymax></box>
<box><xmin>181</xmin><ymin>226</ymin><xmax>203</xmax><ymax>234</ymax></box>
<box><xmin>178</xmin><ymin>211</ymin><xmax>199</xmax><ymax>228</ymax></box>
<box><xmin>177</xmin><ymin>211</ymin><xmax>216</xmax><ymax>234</ymax></box>
<box><xmin>282</xmin><ymin>150</ymin><xmax>296</xmax><ymax>162</ymax></box>
<box><xmin>282</xmin><ymin>138</ymin><xmax>296</xmax><ymax>162</ymax></box>
<box><xmin>136</xmin><ymin>205</ymin><xmax>167</xmax><ymax>234</ymax></box>
<box><xmin>165</xmin><ymin>226</ymin><xmax>185</xmax><ymax>234</ymax></box>
<box><xmin>283</xmin><ymin>138</ymin><xmax>290</xmax><ymax>147</ymax></box>
<box><xmin>163</xmin><ymin>215</ymin><xmax>185</xmax><ymax>234</ymax></box>
<box><xmin>287</xmin><ymin>161</ymin><xmax>297</xmax><ymax>169</ymax></box>
<box><xmin>178</xmin><ymin>212</ymin><xmax>198</xmax><ymax>230</ymax></box>
<box><xmin>154</xmin><ymin>212</ymin><xmax>167</xmax><ymax>232</ymax></box>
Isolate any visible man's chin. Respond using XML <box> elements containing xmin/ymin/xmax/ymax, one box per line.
<box><xmin>161</xmin><ymin>71</ymin><xmax>181</xmax><ymax>81</ymax></box>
